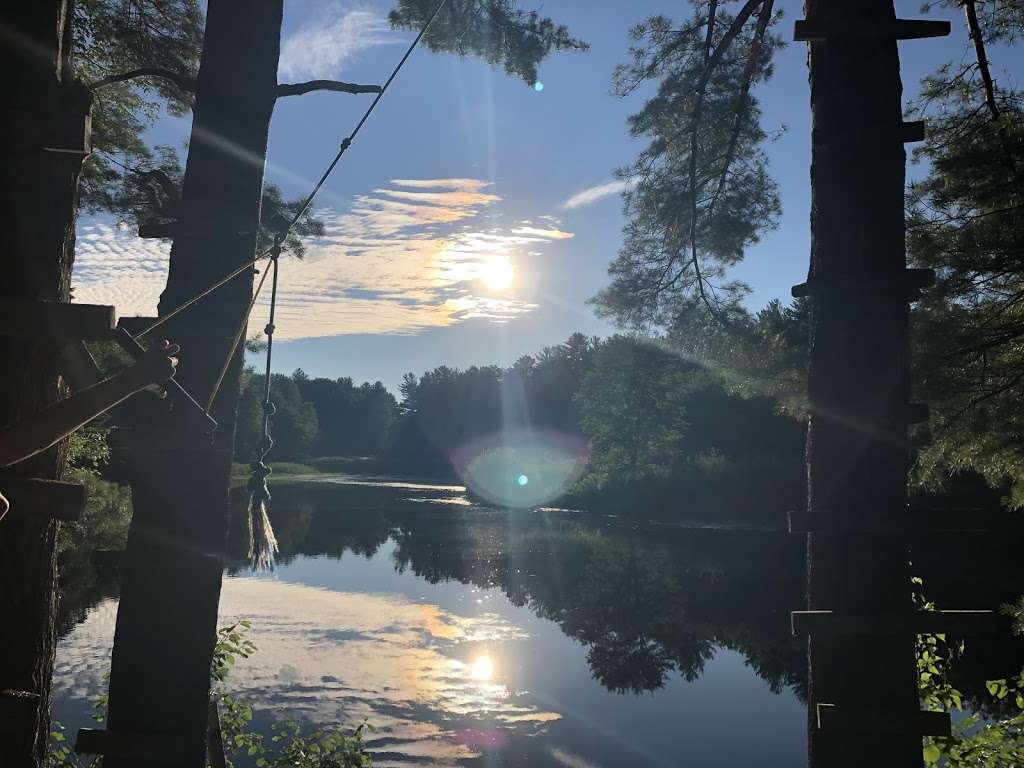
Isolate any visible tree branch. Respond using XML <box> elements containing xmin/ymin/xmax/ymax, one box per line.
<box><xmin>88</xmin><ymin>67</ymin><xmax>197</xmax><ymax>92</ymax></box>
<box><xmin>962</xmin><ymin>0</ymin><xmax>1021</xmax><ymax>179</ymax></box>
<box><xmin>276</xmin><ymin>80</ymin><xmax>382</xmax><ymax>98</ymax></box>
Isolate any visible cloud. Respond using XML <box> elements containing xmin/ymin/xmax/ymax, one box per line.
<box><xmin>510</xmin><ymin>226</ymin><xmax>574</xmax><ymax>240</ymax></box>
<box><xmin>72</xmin><ymin>179</ymin><xmax>572</xmax><ymax>340</ymax></box>
<box><xmin>279</xmin><ymin>6</ymin><xmax>401</xmax><ymax>80</ymax></box>
<box><xmin>561</xmin><ymin>179</ymin><xmax>634</xmax><ymax>210</ymax></box>
<box><xmin>391</xmin><ymin>178</ymin><xmax>491</xmax><ymax>190</ymax></box>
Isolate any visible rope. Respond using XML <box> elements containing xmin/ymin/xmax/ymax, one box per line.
<box><xmin>133</xmin><ymin>250</ymin><xmax>270</xmax><ymax>341</ymax></box>
<box><xmin>205</xmin><ymin>255</ymin><xmax>274</xmax><ymax>411</ymax></box>
<box><xmin>131</xmin><ymin>0</ymin><xmax>450</xmax><ymax>454</ymax></box>
<box><xmin>134</xmin><ymin>0</ymin><xmax>450</xmax><ymax>347</ymax></box>
<box><xmin>279</xmin><ymin>0</ymin><xmax>451</xmax><ymax>235</ymax></box>
<box><xmin>246</xmin><ymin>238</ymin><xmax>281</xmax><ymax>507</ymax></box>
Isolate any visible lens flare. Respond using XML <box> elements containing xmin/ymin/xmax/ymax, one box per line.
<box><xmin>534</xmin><ymin>81</ymin><xmax>544</xmax><ymax>92</ymax></box>
<box><xmin>451</xmin><ymin>428</ymin><xmax>589</xmax><ymax>508</ymax></box>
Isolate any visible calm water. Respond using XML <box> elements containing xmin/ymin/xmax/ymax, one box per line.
<box><xmin>52</xmin><ymin>476</ymin><xmax>1023</xmax><ymax>767</ymax></box>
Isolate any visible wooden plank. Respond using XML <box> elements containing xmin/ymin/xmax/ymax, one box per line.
<box><xmin>795</xmin><ymin>18</ymin><xmax>951</xmax><ymax>42</ymax></box>
<box><xmin>791</xmin><ymin>268</ymin><xmax>934</xmax><ymax>299</ymax></box>
<box><xmin>2</xmin><ymin>109</ymin><xmax>91</xmax><ymax>154</ymax></box>
<box><xmin>816</xmin><ymin>704</ymin><xmax>951</xmax><ymax>737</ymax></box>
<box><xmin>0</xmin><ymin>477</ymin><xmax>86</xmax><ymax>522</ymax></box>
<box><xmin>139</xmin><ymin>221</ymin><xmax>253</xmax><ymax>239</ymax></box>
<box><xmin>901</xmin><ymin>120</ymin><xmax>926</xmax><ymax>143</ymax></box>
<box><xmin>793</xmin><ymin>609</ymin><xmax>997</xmax><ymax>638</ymax></box>
<box><xmin>90</xmin><ymin>550</ymin><xmax>124</xmax><ymax>569</ymax></box>
<box><xmin>206</xmin><ymin>700</ymin><xmax>227</xmax><ymax>768</ymax></box>
<box><xmin>116</xmin><ymin>317</ymin><xmax>159</xmax><ymax>336</ymax></box>
<box><xmin>0</xmin><ymin>301</ymin><xmax>115</xmax><ymax>340</ymax></box>
<box><xmin>57</xmin><ymin>340</ymin><xmax>105</xmax><ymax>391</ymax></box>
<box><xmin>75</xmin><ymin>728</ymin><xmax>181</xmax><ymax>764</ymax></box>
<box><xmin>788</xmin><ymin>506</ymin><xmax>996</xmax><ymax>533</ymax></box>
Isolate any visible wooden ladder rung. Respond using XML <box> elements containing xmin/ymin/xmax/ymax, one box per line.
<box><xmin>902</xmin><ymin>120</ymin><xmax>926</xmax><ymax>143</ymax></box>
<box><xmin>816</xmin><ymin>704</ymin><xmax>951</xmax><ymax>737</ymax></box>
<box><xmin>0</xmin><ymin>301</ymin><xmax>115</xmax><ymax>340</ymax></box>
<box><xmin>795</xmin><ymin>18</ymin><xmax>951</xmax><ymax>42</ymax></box>
<box><xmin>792</xmin><ymin>609</ymin><xmax>997</xmax><ymax>638</ymax></box>
<box><xmin>74</xmin><ymin>728</ymin><xmax>181</xmax><ymax>763</ymax></box>
<box><xmin>0</xmin><ymin>477</ymin><xmax>87</xmax><ymax>521</ymax></box>
<box><xmin>791</xmin><ymin>268</ymin><xmax>934</xmax><ymax>299</ymax></box>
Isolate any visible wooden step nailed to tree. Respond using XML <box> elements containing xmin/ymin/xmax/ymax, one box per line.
<box><xmin>794</xmin><ymin>18</ymin><xmax>951</xmax><ymax>43</ymax></box>
<box><xmin>0</xmin><ymin>301</ymin><xmax>115</xmax><ymax>340</ymax></box>
<box><xmin>792</xmin><ymin>609</ymin><xmax>997</xmax><ymax>638</ymax></box>
<box><xmin>0</xmin><ymin>477</ymin><xmax>87</xmax><ymax>521</ymax></box>
<box><xmin>75</xmin><ymin>728</ymin><xmax>183</xmax><ymax>764</ymax></box>
<box><xmin>901</xmin><ymin>120</ymin><xmax>926</xmax><ymax>143</ymax></box>
<box><xmin>1</xmin><ymin>108</ymin><xmax>91</xmax><ymax>156</ymax></box>
<box><xmin>816</xmin><ymin>704</ymin><xmax>951</xmax><ymax>737</ymax></box>
<box><xmin>791</xmin><ymin>268</ymin><xmax>935</xmax><ymax>299</ymax></box>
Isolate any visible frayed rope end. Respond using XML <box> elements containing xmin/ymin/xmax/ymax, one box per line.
<box><xmin>247</xmin><ymin>461</ymin><xmax>278</xmax><ymax>571</ymax></box>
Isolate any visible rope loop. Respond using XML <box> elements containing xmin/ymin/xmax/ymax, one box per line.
<box><xmin>248</xmin><ymin>460</ymin><xmax>273</xmax><ymax>502</ymax></box>
<box><xmin>262</xmin><ymin>401</ymin><xmax>277</xmax><ymax>416</ymax></box>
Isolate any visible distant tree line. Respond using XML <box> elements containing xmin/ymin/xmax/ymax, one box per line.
<box><xmin>235</xmin><ymin>331</ymin><xmax>806</xmax><ymax>519</ymax></box>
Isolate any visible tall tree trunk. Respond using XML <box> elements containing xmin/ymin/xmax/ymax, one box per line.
<box><xmin>0</xmin><ymin>3</ymin><xmax>91</xmax><ymax>765</ymax></box>
<box><xmin>103</xmin><ymin>2</ymin><xmax>282</xmax><ymax>766</ymax></box>
<box><xmin>803</xmin><ymin>1</ymin><xmax>920</xmax><ymax>766</ymax></box>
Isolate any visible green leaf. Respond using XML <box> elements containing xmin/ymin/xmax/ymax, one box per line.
<box><xmin>923</xmin><ymin>742</ymin><xmax>941</xmax><ymax>764</ymax></box>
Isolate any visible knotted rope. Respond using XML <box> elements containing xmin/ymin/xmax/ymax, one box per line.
<box><xmin>246</xmin><ymin>237</ymin><xmax>282</xmax><ymax>570</ymax></box>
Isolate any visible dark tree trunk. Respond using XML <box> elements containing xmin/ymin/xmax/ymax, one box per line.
<box><xmin>103</xmin><ymin>2</ymin><xmax>282</xmax><ymax>766</ymax></box>
<box><xmin>0</xmin><ymin>3</ymin><xmax>91</xmax><ymax>765</ymax></box>
<box><xmin>803</xmin><ymin>1</ymin><xmax>920</xmax><ymax>766</ymax></box>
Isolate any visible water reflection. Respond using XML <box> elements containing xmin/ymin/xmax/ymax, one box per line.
<box><xmin>53</xmin><ymin>475</ymin><xmax>1024</xmax><ymax>767</ymax></box>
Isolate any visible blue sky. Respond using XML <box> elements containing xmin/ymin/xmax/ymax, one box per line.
<box><xmin>72</xmin><ymin>0</ymin><xmax>1019</xmax><ymax>393</ymax></box>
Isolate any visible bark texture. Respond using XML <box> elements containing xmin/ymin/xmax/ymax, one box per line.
<box><xmin>804</xmin><ymin>1</ymin><xmax>921</xmax><ymax>766</ymax></box>
<box><xmin>0</xmin><ymin>3</ymin><xmax>91</xmax><ymax>765</ymax></box>
<box><xmin>103</xmin><ymin>2</ymin><xmax>282</xmax><ymax>766</ymax></box>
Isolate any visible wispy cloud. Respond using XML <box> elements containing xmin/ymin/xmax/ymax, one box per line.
<box><xmin>279</xmin><ymin>5</ymin><xmax>401</xmax><ymax>80</ymax></box>
<box><xmin>562</xmin><ymin>178</ymin><xmax>634</xmax><ymax>210</ymax></box>
<box><xmin>72</xmin><ymin>179</ymin><xmax>575</xmax><ymax>339</ymax></box>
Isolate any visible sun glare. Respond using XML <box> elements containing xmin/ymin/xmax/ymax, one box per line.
<box><xmin>470</xmin><ymin>655</ymin><xmax>494</xmax><ymax>681</ymax></box>
<box><xmin>480</xmin><ymin>256</ymin><xmax>514</xmax><ymax>291</ymax></box>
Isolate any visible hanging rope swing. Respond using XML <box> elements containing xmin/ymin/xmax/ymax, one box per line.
<box><xmin>230</xmin><ymin>0</ymin><xmax>447</xmax><ymax>569</ymax></box>
<box><xmin>246</xmin><ymin>236</ymin><xmax>282</xmax><ymax>570</ymax></box>
<box><xmin>127</xmin><ymin>0</ymin><xmax>449</xmax><ymax>569</ymax></box>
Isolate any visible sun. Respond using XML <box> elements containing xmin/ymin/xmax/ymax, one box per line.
<box><xmin>469</xmin><ymin>655</ymin><xmax>494</xmax><ymax>681</ymax></box>
<box><xmin>480</xmin><ymin>256</ymin><xmax>514</xmax><ymax>291</ymax></box>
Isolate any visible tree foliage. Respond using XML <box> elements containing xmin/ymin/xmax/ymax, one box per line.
<box><xmin>906</xmin><ymin>1</ymin><xmax>1024</xmax><ymax>506</ymax></box>
<box><xmin>593</xmin><ymin>0</ymin><xmax>783</xmax><ymax>330</ymax></box>
<box><xmin>74</xmin><ymin>0</ymin><xmax>203</xmax><ymax>212</ymax></box>
<box><xmin>389</xmin><ymin>0</ymin><xmax>588</xmax><ymax>86</ymax></box>
<box><xmin>576</xmin><ymin>336</ymin><xmax>691</xmax><ymax>477</ymax></box>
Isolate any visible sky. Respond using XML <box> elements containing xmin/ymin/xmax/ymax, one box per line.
<box><xmin>71</xmin><ymin>0</ymin><xmax>1020</xmax><ymax>394</ymax></box>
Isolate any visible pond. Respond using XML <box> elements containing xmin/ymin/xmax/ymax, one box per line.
<box><xmin>52</xmin><ymin>476</ymin><xmax>1022</xmax><ymax>767</ymax></box>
